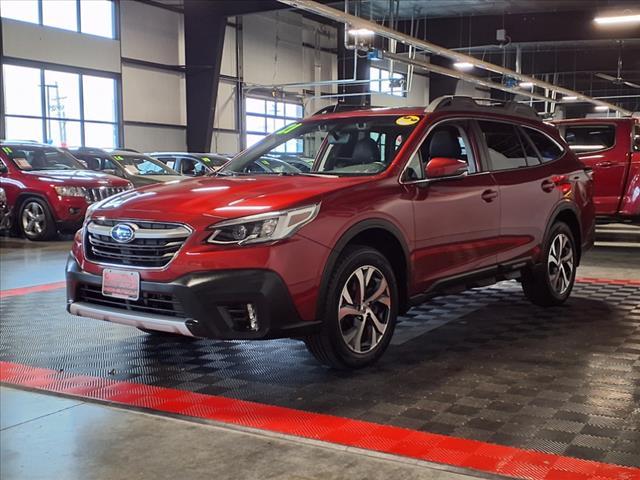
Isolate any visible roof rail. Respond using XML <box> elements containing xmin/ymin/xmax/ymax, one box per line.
<box><xmin>426</xmin><ymin>96</ymin><xmax>540</xmax><ymax>121</ymax></box>
<box><xmin>312</xmin><ymin>104</ymin><xmax>367</xmax><ymax>116</ymax></box>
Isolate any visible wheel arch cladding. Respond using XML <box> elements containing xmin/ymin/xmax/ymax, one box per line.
<box><xmin>319</xmin><ymin>220</ymin><xmax>411</xmax><ymax>317</ymax></box>
<box><xmin>552</xmin><ymin>208</ymin><xmax>582</xmax><ymax>264</ymax></box>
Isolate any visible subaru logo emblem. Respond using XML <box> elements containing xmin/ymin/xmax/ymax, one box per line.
<box><xmin>110</xmin><ymin>223</ymin><xmax>135</xmax><ymax>243</ymax></box>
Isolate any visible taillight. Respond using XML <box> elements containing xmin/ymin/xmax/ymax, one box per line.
<box><xmin>552</xmin><ymin>175</ymin><xmax>572</xmax><ymax>195</ymax></box>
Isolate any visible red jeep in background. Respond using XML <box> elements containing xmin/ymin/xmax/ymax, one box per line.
<box><xmin>0</xmin><ymin>142</ymin><xmax>132</xmax><ymax>240</ymax></box>
<box><xmin>66</xmin><ymin>97</ymin><xmax>595</xmax><ymax>369</ymax></box>
<box><xmin>554</xmin><ymin>118</ymin><xmax>640</xmax><ymax>224</ymax></box>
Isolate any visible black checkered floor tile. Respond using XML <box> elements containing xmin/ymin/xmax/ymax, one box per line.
<box><xmin>1</xmin><ymin>280</ymin><xmax>639</xmax><ymax>467</ymax></box>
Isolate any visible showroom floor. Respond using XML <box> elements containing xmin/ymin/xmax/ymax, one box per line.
<box><xmin>1</xmin><ymin>225</ymin><xmax>639</xmax><ymax>480</ymax></box>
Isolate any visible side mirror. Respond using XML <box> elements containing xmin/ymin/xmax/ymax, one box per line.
<box><xmin>425</xmin><ymin>157</ymin><xmax>468</xmax><ymax>179</ymax></box>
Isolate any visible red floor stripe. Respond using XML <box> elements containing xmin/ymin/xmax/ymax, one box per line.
<box><xmin>0</xmin><ymin>282</ymin><xmax>67</xmax><ymax>298</ymax></box>
<box><xmin>1</xmin><ymin>361</ymin><xmax>638</xmax><ymax>480</ymax></box>
<box><xmin>0</xmin><ymin>281</ymin><xmax>66</xmax><ymax>299</ymax></box>
<box><xmin>576</xmin><ymin>277</ymin><xmax>640</xmax><ymax>286</ymax></box>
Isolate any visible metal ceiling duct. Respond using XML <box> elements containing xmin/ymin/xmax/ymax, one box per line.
<box><xmin>276</xmin><ymin>0</ymin><xmax>633</xmax><ymax>116</ymax></box>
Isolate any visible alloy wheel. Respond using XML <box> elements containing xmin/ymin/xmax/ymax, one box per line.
<box><xmin>338</xmin><ymin>265</ymin><xmax>391</xmax><ymax>354</ymax></box>
<box><xmin>21</xmin><ymin>201</ymin><xmax>46</xmax><ymax>237</ymax></box>
<box><xmin>547</xmin><ymin>232</ymin><xmax>574</xmax><ymax>295</ymax></box>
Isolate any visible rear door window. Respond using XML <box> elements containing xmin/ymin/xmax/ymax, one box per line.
<box><xmin>477</xmin><ymin>121</ymin><xmax>528</xmax><ymax>171</ymax></box>
<box><xmin>521</xmin><ymin>127</ymin><xmax>564</xmax><ymax>163</ymax></box>
<box><xmin>562</xmin><ymin>125</ymin><xmax>615</xmax><ymax>153</ymax></box>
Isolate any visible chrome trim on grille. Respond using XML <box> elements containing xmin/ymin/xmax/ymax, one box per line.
<box><xmin>85</xmin><ymin>186</ymin><xmax>128</xmax><ymax>204</ymax></box>
<box><xmin>84</xmin><ymin>219</ymin><xmax>192</xmax><ymax>269</ymax></box>
<box><xmin>87</xmin><ymin>222</ymin><xmax>191</xmax><ymax>239</ymax></box>
<box><xmin>69</xmin><ymin>302</ymin><xmax>194</xmax><ymax>336</ymax></box>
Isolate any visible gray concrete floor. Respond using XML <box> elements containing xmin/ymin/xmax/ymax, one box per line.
<box><xmin>0</xmin><ymin>387</ymin><xmax>489</xmax><ymax>480</ymax></box>
<box><xmin>0</xmin><ymin>225</ymin><xmax>637</xmax><ymax>479</ymax></box>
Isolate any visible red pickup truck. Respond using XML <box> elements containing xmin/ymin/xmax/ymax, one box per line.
<box><xmin>554</xmin><ymin>118</ymin><xmax>639</xmax><ymax>224</ymax></box>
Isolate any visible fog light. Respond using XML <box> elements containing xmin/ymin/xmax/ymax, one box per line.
<box><xmin>247</xmin><ymin>303</ymin><xmax>258</xmax><ymax>331</ymax></box>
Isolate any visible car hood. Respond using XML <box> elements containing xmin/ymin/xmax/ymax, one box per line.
<box><xmin>22</xmin><ymin>169</ymin><xmax>130</xmax><ymax>186</ymax></box>
<box><xmin>95</xmin><ymin>174</ymin><xmax>369</xmax><ymax>224</ymax></box>
<box><xmin>129</xmin><ymin>174</ymin><xmax>184</xmax><ymax>186</ymax></box>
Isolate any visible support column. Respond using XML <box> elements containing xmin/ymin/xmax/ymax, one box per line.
<box><xmin>184</xmin><ymin>2</ymin><xmax>227</xmax><ymax>152</ymax></box>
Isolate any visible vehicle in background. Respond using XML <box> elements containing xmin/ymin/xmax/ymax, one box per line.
<box><xmin>148</xmin><ymin>152</ymin><xmax>230</xmax><ymax>176</ymax></box>
<box><xmin>554</xmin><ymin>118</ymin><xmax>639</xmax><ymax>224</ymax></box>
<box><xmin>237</xmin><ymin>156</ymin><xmax>302</xmax><ymax>174</ymax></box>
<box><xmin>69</xmin><ymin>148</ymin><xmax>183</xmax><ymax>187</ymax></box>
<box><xmin>0</xmin><ymin>187</ymin><xmax>11</xmax><ymax>233</ymax></box>
<box><xmin>0</xmin><ymin>142</ymin><xmax>131</xmax><ymax>240</ymax></box>
<box><xmin>265</xmin><ymin>154</ymin><xmax>314</xmax><ymax>172</ymax></box>
<box><xmin>67</xmin><ymin>97</ymin><xmax>595</xmax><ymax>368</ymax></box>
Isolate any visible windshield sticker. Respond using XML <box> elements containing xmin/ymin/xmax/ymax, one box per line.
<box><xmin>113</xmin><ymin>155</ymin><xmax>124</xmax><ymax>161</ymax></box>
<box><xmin>2</xmin><ymin>147</ymin><xmax>13</xmax><ymax>154</ymax></box>
<box><xmin>201</xmin><ymin>157</ymin><xmax>211</xmax><ymax>163</ymax></box>
<box><xmin>276</xmin><ymin>123</ymin><xmax>302</xmax><ymax>135</ymax></box>
<box><xmin>14</xmin><ymin>158</ymin><xmax>32</xmax><ymax>170</ymax></box>
<box><xmin>395</xmin><ymin>115</ymin><xmax>421</xmax><ymax>126</ymax></box>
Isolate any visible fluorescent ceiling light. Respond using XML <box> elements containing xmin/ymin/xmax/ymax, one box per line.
<box><xmin>348</xmin><ymin>28</ymin><xmax>375</xmax><ymax>36</ymax></box>
<box><xmin>519</xmin><ymin>82</ymin><xmax>534</xmax><ymax>88</ymax></box>
<box><xmin>563</xmin><ymin>96</ymin><xmax>578</xmax><ymax>101</ymax></box>
<box><xmin>594</xmin><ymin>105</ymin><xmax>609</xmax><ymax>111</ymax></box>
<box><xmin>453</xmin><ymin>62</ymin><xmax>474</xmax><ymax>71</ymax></box>
<box><xmin>594</xmin><ymin>14</ymin><xmax>640</xmax><ymax>25</ymax></box>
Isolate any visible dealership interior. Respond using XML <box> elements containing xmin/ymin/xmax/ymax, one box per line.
<box><xmin>1</xmin><ymin>1</ymin><xmax>639</xmax><ymax>479</ymax></box>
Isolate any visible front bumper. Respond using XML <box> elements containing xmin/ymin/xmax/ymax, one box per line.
<box><xmin>66</xmin><ymin>256</ymin><xmax>321</xmax><ymax>340</ymax></box>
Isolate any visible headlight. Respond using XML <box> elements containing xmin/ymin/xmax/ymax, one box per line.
<box><xmin>207</xmin><ymin>203</ymin><xmax>320</xmax><ymax>246</ymax></box>
<box><xmin>54</xmin><ymin>186</ymin><xmax>86</xmax><ymax>197</ymax></box>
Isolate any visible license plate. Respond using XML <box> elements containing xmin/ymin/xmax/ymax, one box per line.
<box><xmin>102</xmin><ymin>269</ymin><xmax>140</xmax><ymax>301</ymax></box>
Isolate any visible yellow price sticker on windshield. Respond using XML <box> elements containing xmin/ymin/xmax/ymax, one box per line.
<box><xmin>395</xmin><ymin>115</ymin><xmax>421</xmax><ymax>126</ymax></box>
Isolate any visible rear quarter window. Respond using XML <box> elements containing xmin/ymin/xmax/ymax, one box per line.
<box><xmin>562</xmin><ymin>125</ymin><xmax>615</xmax><ymax>153</ymax></box>
<box><xmin>522</xmin><ymin>127</ymin><xmax>565</xmax><ymax>163</ymax></box>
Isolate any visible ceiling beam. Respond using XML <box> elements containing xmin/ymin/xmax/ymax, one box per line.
<box><xmin>276</xmin><ymin>0</ymin><xmax>634</xmax><ymax>115</ymax></box>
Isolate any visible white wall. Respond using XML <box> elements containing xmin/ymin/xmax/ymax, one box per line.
<box><xmin>119</xmin><ymin>1</ymin><xmax>186</xmax><ymax>148</ymax></box>
<box><xmin>3</xmin><ymin>2</ymin><xmax>431</xmax><ymax>154</ymax></box>
<box><xmin>1</xmin><ymin>18</ymin><xmax>120</xmax><ymax>72</ymax></box>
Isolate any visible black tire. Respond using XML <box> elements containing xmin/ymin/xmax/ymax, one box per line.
<box><xmin>305</xmin><ymin>246</ymin><xmax>398</xmax><ymax>369</ymax></box>
<box><xmin>522</xmin><ymin>222</ymin><xmax>576</xmax><ymax>306</ymax></box>
<box><xmin>19</xmin><ymin>197</ymin><xmax>57</xmax><ymax>241</ymax></box>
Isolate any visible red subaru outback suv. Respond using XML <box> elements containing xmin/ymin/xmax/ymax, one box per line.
<box><xmin>66</xmin><ymin>97</ymin><xmax>595</xmax><ymax>368</ymax></box>
<box><xmin>0</xmin><ymin>142</ymin><xmax>132</xmax><ymax>240</ymax></box>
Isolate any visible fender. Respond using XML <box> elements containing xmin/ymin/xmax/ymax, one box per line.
<box><xmin>543</xmin><ymin>200</ymin><xmax>584</xmax><ymax>263</ymax></box>
<box><xmin>15</xmin><ymin>192</ymin><xmax>58</xmax><ymax>221</ymax></box>
<box><xmin>316</xmin><ymin>218</ymin><xmax>412</xmax><ymax>318</ymax></box>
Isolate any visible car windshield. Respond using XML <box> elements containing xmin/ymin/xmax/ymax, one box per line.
<box><xmin>112</xmin><ymin>154</ymin><xmax>177</xmax><ymax>175</ymax></box>
<box><xmin>219</xmin><ymin>115</ymin><xmax>422</xmax><ymax>177</ymax></box>
<box><xmin>3</xmin><ymin>145</ymin><xmax>84</xmax><ymax>171</ymax></box>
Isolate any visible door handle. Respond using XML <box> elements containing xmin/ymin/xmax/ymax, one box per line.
<box><xmin>595</xmin><ymin>161</ymin><xmax>614</xmax><ymax>168</ymax></box>
<box><xmin>541</xmin><ymin>179</ymin><xmax>555</xmax><ymax>193</ymax></box>
<box><xmin>481</xmin><ymin>189</ymin><xmax>498</xmax><ymax>202</ymax></box>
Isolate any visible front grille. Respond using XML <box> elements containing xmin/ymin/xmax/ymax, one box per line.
<box><xmin>77</xmin><ymin>283</ymin><xmax>185</xmax><ymax>317</ymax></box>
<box><xmin>85</xmin><ymin>219</ymin><xmax>191</xmax><ymax>268</ymax></box>
<box><xmin>85</xmin><ymin>186</ymin><xmax>128</xmax><ymax>204</ymax></box>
